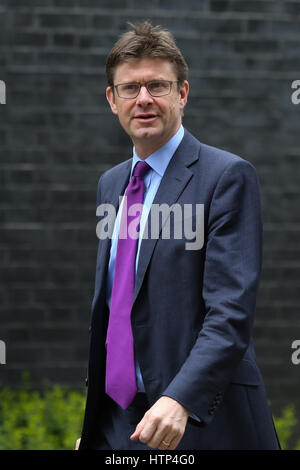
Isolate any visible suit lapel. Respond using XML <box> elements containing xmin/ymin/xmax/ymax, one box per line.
<box><xmin>109</xmin><ymin>160</ymin><xmax>132</xmax><ymax>210</ymax></box>
<box><xmin>133</xmin><ymin>130</ymin><xmax>201</xmax><ymax>304</ymax></box>
<box><xmin>93</xmin><ymin>160</ymin><xmax>132</xmax><ymax>312</ymax></box>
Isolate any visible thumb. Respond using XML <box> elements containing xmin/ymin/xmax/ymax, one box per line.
<box><xmin>130</xmin><ymin>420</ymin><xmax>145</xmax><ymax>440</ymax></box>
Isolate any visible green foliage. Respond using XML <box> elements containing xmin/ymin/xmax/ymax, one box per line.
<box><xmin>1</xmin><ymin>372</ymin><xmax>300</xmax><ymax>450</ymax></box>
<box><xmin>0</xmin><ymin>373</ymin><xmax>86</xmax><ymax>450</ymax></box>
<box><xmin>273</xmin><ymin>404</ymin><xmax>300</xmax><ymax>450</ymax></box>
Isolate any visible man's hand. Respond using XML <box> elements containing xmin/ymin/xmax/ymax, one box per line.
<box><xmin>130</xmin><ymin>396</ymin><xmax>189</xmax><ymax>450</ymax></box>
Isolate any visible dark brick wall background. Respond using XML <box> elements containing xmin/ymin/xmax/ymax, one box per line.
<box><xmin>1</xmin><ymin>0</ymin><xmax>300</xmax><ymax>425</ymax></box>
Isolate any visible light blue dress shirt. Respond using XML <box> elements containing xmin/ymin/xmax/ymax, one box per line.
<box><xmin>106</xmin><ymin>124</ymin><xmax>184</xmax><ymax>392</ymax></box>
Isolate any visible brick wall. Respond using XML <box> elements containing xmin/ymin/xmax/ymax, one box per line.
<box><xmin>1</xmin><ymin>0</ymin><xmax>300</xmax><ymax>424</ymax></box>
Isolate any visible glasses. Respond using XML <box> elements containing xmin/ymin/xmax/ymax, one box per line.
<box><xmin>113</xmin><ymin>80</ymin><xmax>179</xmax><ymax>99</ymax></box>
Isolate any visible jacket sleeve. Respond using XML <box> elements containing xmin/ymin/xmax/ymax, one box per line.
<box><xmin>162</xmin><ymin>159</ymin><xmax>263</xmax><ymax>424</ymax></box>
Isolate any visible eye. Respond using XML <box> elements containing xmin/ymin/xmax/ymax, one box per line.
<box><xmin>149</xmin><ymin>81</ymin><xmax>164</xmax><ymax>91</ymax></box>
<box><xmin>149</xmin><ymin>81</ymin><xmax>169</xmax><ymax>92</ymax></box>
<box><xmin>123</xmin><ymin>83</ymin><xmax>139</xmax><ymax>92</ymax></box>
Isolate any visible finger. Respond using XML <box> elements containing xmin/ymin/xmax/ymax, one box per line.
<box><xmin>167</xmin><ymin>432</ymin><xmax>183</xmax><ymax>451</ymax></box>
<box><xmin>156</xmin><ymin>425</ymin><xmax>183</xmax><ymax>450</ymax></box>
<box><xmin>147</xmin><ymin>417</ymin><xmax>180</xmax><ymax>449</ymax></box>
<box><xmin>147</xmin><ymin>424</ymin><xmax>176</xmax><ymax>450</ymax></box>
<box><xmin>130</xmin><ymin>420</ymin><xmax>145</xmax><ymax>440</ymax></box>
<box><xmin>156</xmin><ymin>435</ymin><xmax>175</xmax><ymax>451</ymax></box>
<box><xmin>138</xmin><ymin>419</ymin><xmax>158</xmax><ymax>445</ymax></box>
<box><xmin>155</xmin><ymin>429</ymin><xmax>180</xmax><ymax>450</ymax></box>
<box><xmin>130</xmin><ymin>410</ymin><xmax>151</xmax><ymax>440</ymax></box>
<box><xmin>158</xmin><ymin>442</ymin><xmax>170</xmax><ymax>450</ymax></box>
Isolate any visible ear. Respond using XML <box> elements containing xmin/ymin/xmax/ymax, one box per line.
<box><xmin>179</xmin><ymin>80</ymin><xmax>189</xmax><ymax>111</ymax></box>
<box><xmin>106</xmin><ymin>86</ymin><xmax>118</xmax><ymax>115</ymax></box>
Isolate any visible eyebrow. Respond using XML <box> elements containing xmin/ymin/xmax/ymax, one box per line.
<box><xmin>118</xmin><ymin>78</ymin><xmax>168</xmax><ymax>83</ymax></box>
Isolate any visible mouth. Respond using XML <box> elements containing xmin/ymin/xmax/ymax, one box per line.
<box><xmin>134</xmin><ymin>113</ymin><xmax>158</xmax><ymax>122</ymax></box>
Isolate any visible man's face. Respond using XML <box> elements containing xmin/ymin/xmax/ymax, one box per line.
<box><xmin>106</xmin><ymin>57</ymin><xmax>189</xmax><ymax>158</ymax></box>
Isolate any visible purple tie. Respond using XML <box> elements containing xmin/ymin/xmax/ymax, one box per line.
<box><xmin>105</xmin><ymin>160</ymin><xmax>151</xmax><ymax>409</ymax></box>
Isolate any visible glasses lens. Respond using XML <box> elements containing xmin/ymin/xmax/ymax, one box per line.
<box><xmin>148</xmin><ymin>81</ymin><xmax>171</xmax><ymax>96</ymax></box>
<box><xmin>116</xmin><ymin>81</ymin><xmax>173</xmax><ymax>98</ymax></box>
<box><xmin>117</xmin><ymin>83</ymin><xmax>140</xmax><ymax>98</ymax></box>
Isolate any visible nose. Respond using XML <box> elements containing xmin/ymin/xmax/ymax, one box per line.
<box><xmin>136</xmin><ymin>84</ymin><xmax>154</xmax><ymax>105</ymax></box>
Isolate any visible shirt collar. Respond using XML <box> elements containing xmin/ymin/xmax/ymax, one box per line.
<box><xmin>131</xmin><ymin>124</ymin><xmax>184</xmax><ymax>177</ymax></box>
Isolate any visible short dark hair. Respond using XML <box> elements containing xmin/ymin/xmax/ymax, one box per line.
<box><xmin>106</xmin><ymin>20</ymin><xmax>188</xmax><ymax>87</ymax></box>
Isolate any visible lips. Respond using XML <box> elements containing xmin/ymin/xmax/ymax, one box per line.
<box><xmin>134</xmin><ymin>113</ymin><xmax>157</xmax><ymax>120</ymax></box>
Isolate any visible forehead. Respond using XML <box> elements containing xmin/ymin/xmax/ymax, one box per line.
<box><xmin>113</xmin><ymin>57</ymin><xmax>177</xmax><ymax>83</ymax></box>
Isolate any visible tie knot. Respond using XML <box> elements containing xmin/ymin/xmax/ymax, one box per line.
<box><xmin>133</xmin><ymin>161</ymin><xmax>151</xmax><ymax>179</ymax></box>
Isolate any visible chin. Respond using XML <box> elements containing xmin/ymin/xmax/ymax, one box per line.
<box><xmin>133</xmin><ymin>128</ymin><xmax>160</xmax><ymax>140</ymax></box>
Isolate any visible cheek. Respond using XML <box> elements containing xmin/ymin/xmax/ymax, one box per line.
<box><xmin>166</xmin><ymin>100</ymin><xmax>178</xmax><ymax>118</ymax></box>
<box><xmin>117</xmin><ymin>105</ymin><xmax>131</xmax><ymax>123</ymax></box>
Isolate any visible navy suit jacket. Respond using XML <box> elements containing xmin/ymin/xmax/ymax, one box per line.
<box><xmin>79</xmin><ymin>129</ymin><xmax>280</xmax><ymax>450</ymax></box>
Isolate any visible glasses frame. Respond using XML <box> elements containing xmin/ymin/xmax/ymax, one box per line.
<box><xmin>113</xmin><ymin>80</ymin><xmax>179</xmax><ymax>99</ymax></box>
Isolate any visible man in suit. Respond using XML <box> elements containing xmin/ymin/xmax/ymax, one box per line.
<box><xmin>78</xmin><ymin>21</ymin><xmax>280</xmax><ymax>450</ymax></box>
